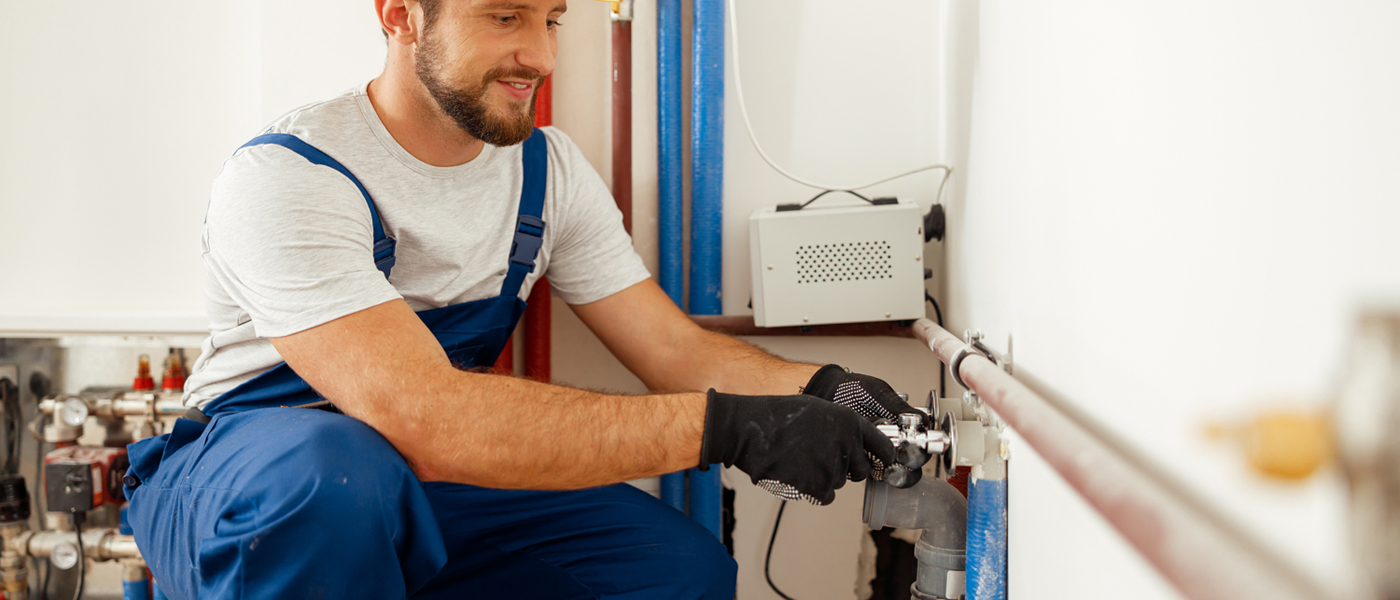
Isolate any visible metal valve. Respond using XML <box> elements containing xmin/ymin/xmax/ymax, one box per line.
<box><xmin>875</xmin><ymin>407</ymin><xmax>957</xmax><ymax>489</ymax></box>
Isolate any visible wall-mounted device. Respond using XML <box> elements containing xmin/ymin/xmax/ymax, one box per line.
<box><xmin>749</xmin><ymin>199</ymin><xmax>927</xmax><ymax>327</ymax></box>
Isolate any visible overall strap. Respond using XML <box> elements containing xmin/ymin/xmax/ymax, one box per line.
<box><xmin>501</xmin><ymin>128</ymin><xmax>548</xmax><ymax>298</ymax></box>
<box><xmin>238</xmin><ymin>133</ymin><xmax>398</xmax><ymax>278</ymax></box>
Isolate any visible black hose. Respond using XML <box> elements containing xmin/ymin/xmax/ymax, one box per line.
<box><xmin>764</xmin><ymin>501</ymin><xmax>798</xmax><ymax>600</ymax></box>
<box><xmin>71</xmin><ymin>513</ymin><xmax>84</xmax><ymax>600</ymax></box>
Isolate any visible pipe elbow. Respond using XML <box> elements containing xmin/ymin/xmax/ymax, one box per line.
<box><xmin>863</xmin><ymin>477</ymin><xmax>967</xmax><ymax>550</ymax></box>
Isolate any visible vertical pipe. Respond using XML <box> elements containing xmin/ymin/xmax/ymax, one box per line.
<box><xmin>493</xmin><ymin>339</ymin><xmax>514</xmax><ymax>374</ymax></box>
<box><xmin>523</xmin><ymin>75</ymin><xmax>554</xmax><ymax>382</ymax></box>
<box><xmin>612</xmin><ymin>20</ymin><xmax>634</xmax><ymax>235</ymax></box>
<box><xmin>966</xmin><ymin>474</ymin><xmax>1008</xmax><ymax>600</ymax></box>
<box><xmin>123</xmin><ymin>577</ymin><xmax>151</xmax><ymax>600</ymax></box>
<box><xmin>688</xmin><ymin>0</ymin><xmax>725</xmax><ymax>539</ymax></box>
<box><xmin>656</xmin><ymin>0</ymin><xmax>688</xmax><ymax>513</ymax></box>
<box><xmin>151</xmin><ymin>581</ymin><xmax>168</xmax><ymax>600</ymax></box>
<box><xmin>688</xmin><ymin>0</ymin><xmax>723</xmax><ymax>317</ymax></box>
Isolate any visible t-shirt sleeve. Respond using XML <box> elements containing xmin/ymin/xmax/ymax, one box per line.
<box><xmin>542</xmin><ymin>129</ymin><xmax>652</xmax><ymax>305</ymax></box>
<box><xmin>203</xmin><ymin>145</ymin><xmax>403</xmax><ymax>338</ymax></box>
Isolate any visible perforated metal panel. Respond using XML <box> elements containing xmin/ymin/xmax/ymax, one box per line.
<box><xmin>750</xmin><ymin>200</ymin><xmax>927</xmax><ymax>327</ymax></box>
<box><xmin>795</xmin><ymin>241</ymin><xmax>893</xmax><ymax>284</ymax></box>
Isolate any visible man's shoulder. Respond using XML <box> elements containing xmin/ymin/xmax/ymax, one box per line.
<box><xmin>260</xmin><ymin>86</ymin><xmax>368</xmax><ymax>141</ymax></box>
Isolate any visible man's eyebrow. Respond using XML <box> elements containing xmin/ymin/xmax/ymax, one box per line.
<box><xmin>475</xmin><ymin>0</ymin><xmax>568</xmax><ymax>13</ymax></box>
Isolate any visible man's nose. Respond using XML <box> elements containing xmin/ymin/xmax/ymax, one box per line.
<box><xmin>516</xmin><ymin>21</ymin><xmax>556</xmax><ymax>77</ymax></box>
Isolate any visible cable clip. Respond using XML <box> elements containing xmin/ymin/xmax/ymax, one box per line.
<box><xmin>949</xmin><ymin>329</ymin><xmax>997</xmax><ymax>391</ymax></box>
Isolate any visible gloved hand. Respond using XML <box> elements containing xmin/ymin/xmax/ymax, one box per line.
<box><xmin>803</xmin><ymin>365</ymin><xmax>926</xmax><ymax>482</ymax></box>
<box><xmin>699</xmin><ymin>390</ymin><xmax>897</xmax><ymax>505</ymax></box>
<box><xmin>803</xmin><ymin>364</ymin><xmax>922</xmax><ymax>424</ymax></box>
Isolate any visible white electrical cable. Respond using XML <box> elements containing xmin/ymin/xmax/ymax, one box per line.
<box><xmin>726</xmin><ymin>0</ymin><xmax>953</xmax><ymax>194</ymax></box>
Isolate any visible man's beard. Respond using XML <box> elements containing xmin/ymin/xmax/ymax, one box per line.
<box><xmin>415</xmin><ymin>36</ymin><xmax>539</xmax><ymax>147</ymax></box>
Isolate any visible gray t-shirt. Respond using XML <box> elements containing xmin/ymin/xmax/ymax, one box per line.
<box><xmin>184</xmin><ymin>84</ymin><xmax>650</xmax><ymax>409</ymax></box>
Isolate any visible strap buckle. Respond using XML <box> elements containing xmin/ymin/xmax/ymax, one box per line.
<box><xmin>373</xmin><ymin>237</ymin><xmax>398</xmax><ymax>276</ymax></box>
<box><xmin>509</xmin><ymin>215</ymin><xmax>547</xmax><ymax>270</ymax></box>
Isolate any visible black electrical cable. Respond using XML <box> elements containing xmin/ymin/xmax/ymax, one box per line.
<box><xmin>798</xmin><ymin>189</ymin><xmax>875</xmax><ymax>209</ymax></box>
<box><xmin>32</xmin><ymin>412</ymin><xmax>48</xmax><ymax>600</ymax></box>
<box><xmin>71</xmin><ymin>513</ymin><xmax>84</xmax><ymax>600</ymax></box>
<box><xmin>0</xmin><ymin>378</ymin><xmax>16</xmax><ymax>474</ymax></box>
<box><xmin>926</xmin><ymin>291</ymin><xmax>946</xmax><ymax>400</ymax></box>
<box><xmin>764</xmin><ymin>501</ymin><xmax>798</xmax><ymax>600</ymax></box>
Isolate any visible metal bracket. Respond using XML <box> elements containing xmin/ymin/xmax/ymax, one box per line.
<box><xmin>949</xmin><ymin>329</ymin><xmax>997</xmax><ymax>391</ymax></box>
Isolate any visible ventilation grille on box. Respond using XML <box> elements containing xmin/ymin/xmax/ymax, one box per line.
<box><xmin>795</xmin><ymin>241</ymin><xmax>891</xmax><ymax>284</ymax></box>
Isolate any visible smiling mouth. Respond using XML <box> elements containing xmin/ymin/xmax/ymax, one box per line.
<box><xmin>505</xmin><ymin>82</ymin><xmax>531</xmax><ymax>90</ymax></box>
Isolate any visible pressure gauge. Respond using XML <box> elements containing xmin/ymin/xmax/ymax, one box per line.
<box><xmin>59</xmin><ymin>398</ymin><xmax>88</xmax><ymax>428</ymax></box>
<box><xmin>50</xmin><ymin>541</ymin><xmax>79</xmax><ymax>570</ymax></box>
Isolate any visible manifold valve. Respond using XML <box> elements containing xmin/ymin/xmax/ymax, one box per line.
<box><xmin>875</xmin><ymin>409</ymin><xmax>956</xmax><ymax>489</ymax></box>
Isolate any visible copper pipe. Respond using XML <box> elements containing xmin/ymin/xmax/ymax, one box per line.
<box><xmin>691</xmin><ymin>315</ymin><xmax>915</xmax><ymax>338</ymax></box>
<box><xmin>611</xmin><ymin>19</ymin><xmax>633</xmax><ymax>234</ymax></box>
<box><xmin>911</xmin><ymin>319</ymin><xmax>1327</xmax><ymax>600</ymax></box>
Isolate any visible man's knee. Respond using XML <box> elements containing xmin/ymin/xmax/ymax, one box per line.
<box><xmin>253</xmin><ymin>410</ymin><xmax>419</xmax><ymax>521</ymax></box>
<box><xmin>667</xmin><ymin>527</ymin><xmax>738</xmax><ymax>599</ymax></box>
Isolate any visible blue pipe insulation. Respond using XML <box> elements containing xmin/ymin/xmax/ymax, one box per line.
<box><xmin>657</xmin><ymin>0</ymin><xmax>684</xmax><ymax>309</ymax></box>
<box><xmin>656</xmin><ymin>0</ymin><xmax>688</xmax><ymax>515</ymax></box>
<box><xmin>124</xmin><ymin>579</ymin><xmax>151</xmax><ymax>600</ymax></box>
<box><xmin>688</xmin><ymin>0</ymin><xmax>724</xmax><ymax>318</ymax></box>
<box><xmin>966</xmin><ymin>477</ymin><xmax>1008</xmax><ymax>600</ymax></box>
<box><xmin>687</xmin><ymin>0</ymin><xmax>726</xmax><ymax>540</ymax></box>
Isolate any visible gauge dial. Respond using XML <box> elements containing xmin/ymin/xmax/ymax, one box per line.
<box><xmin>51</xmin><ymin>541</ymin><xmax>79</xmax><ymax>570</ymax></box>
<box><xmin>59</xmin><ymin>398</ymin><xmax>88</xmax><ymax>428</ymax></box>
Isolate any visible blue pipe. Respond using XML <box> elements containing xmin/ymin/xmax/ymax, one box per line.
<box><xmin>687</xmin><ymin>0</ymin><xmax>726</xmax><ymax>539</ymax></box>
<box><xmin>966</xmin><ymin>476</ymin><xmax>1008</xmax><ymax>600</ymax></box>
<box><xmin>124</xmin><ymin>579</ymin><xmax>151</xmax><ymax>600</ymax></box>
<box><xmin>657</xmin><ymin>0</ymin><xmax>684</xmax><ymax>309</ymax></box>
<box><xmin>152</xmin><ymin>581</ymin><xmax>168</xmax><ymax>600</ymax></box>
<box><xmin>688</xmin><ymin>0</ymin><xmax>724</xmax><ymax>318</ymax></box>
<box><xmin>657</xmin><ymin>0</ymin><xmax>688</xmax><ymax>515</ymax></box>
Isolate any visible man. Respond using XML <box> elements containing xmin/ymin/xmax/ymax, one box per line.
<box><xmin>123</xmin><ymin>0</ymin><xmax>921</xmax><ymax>597</ymax></box>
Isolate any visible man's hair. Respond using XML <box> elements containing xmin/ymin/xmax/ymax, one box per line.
<box><xmin>383</xmin><ymin>0</ymin><xmax>445</xmax><ymax>39</ymax></box>
<box><xmin>419</xmin><ymin>0</ymin><xmax>444</xmax><ymax>31</ymax></box>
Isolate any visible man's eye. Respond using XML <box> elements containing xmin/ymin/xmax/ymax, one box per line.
<box><xmin>547</xmin><ymin>20</ymin><xmax>563</xmax><ymax>30</ymax></box>
<box><xmin>496</xmin><ymin>15</ymin><xmax>516</xmax><ymax>25</ymax></box>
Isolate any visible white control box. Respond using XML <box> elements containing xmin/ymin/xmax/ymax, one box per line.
<box><xmin>749</xmin><ymin>200</ymin><xmax>926</xmax><ymax>327</ymax></box>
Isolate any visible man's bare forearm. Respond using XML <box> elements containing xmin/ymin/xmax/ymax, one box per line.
<box><xmin>353</xmin><ymin>369</ymin><xmax>707</xmax><ymax>490</ymax></box>
<box><xmin>670</xmin><ymin>328</ymin><xmax>821</xmax><ymax>396</ymax></box>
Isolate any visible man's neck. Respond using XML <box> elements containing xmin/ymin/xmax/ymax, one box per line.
<box><xmin>367</xmin><ymin>71</ymin><xmax>485</xmax><ymax>167</ymax></box>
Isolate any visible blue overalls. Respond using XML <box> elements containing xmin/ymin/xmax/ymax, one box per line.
<box><xmin>123</xmin><ymin>129</ymin><xmax>735</xmax><ymax>600</ymax></box>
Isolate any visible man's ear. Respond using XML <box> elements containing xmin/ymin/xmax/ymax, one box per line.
<box><xmin>377</xmin><ymin>0</ymin><xmax>421</xmax><ymax>46</ymax></box>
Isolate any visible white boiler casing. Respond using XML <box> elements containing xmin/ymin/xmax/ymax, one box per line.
<box><xmin>749</xmin><ymin>200</ymin><xmax>926</xmax><ymax>327</ymax></box>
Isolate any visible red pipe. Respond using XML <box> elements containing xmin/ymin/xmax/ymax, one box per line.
<box><xmin>501</xmin><ymin>76</ymin><xmax>556</xmax><ymax>378</ymax></box>
<box><xmin>612</xmin><ymin>20</ymin><xmax>633</xmax><ymax>234</ymax></box>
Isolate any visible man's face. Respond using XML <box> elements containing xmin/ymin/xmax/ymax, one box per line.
<box><xmin>414</xmin><ymin>0</ymin><xmax>565</xmax><ymax>146</ymax></box>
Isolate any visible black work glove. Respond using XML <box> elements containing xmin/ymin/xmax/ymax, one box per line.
<box><xmin>803</xmin><ymin>364</ymin><xmax>922</xmax><ymax>424</ymax></box>
<box><xmin>699</xmin><ymin>390</ymin><xmax>898</xmax><ymax>505</ymax></box>
<box><xmin>803</xmin><ymin>365</ymin><xmax>926</xmax><ymax>482</ymax></box>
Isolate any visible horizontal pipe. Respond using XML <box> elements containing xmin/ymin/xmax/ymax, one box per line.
<box><xmin>911</xmin><ymin>319</ymin><xmax>1327</xmax><ymax>600</ymax></box>
<box><xmin>43</xmin><ymin>397</ymin><xmax>189</xmax><ymax>418</ymax></box>
<box><xmin>691</xmin><ymin>315</ymin><xmax>915</xmax><ymax>338</ymax></box>
<box><xmin>20</xmin><ymin>529</ymin><xmax>141</xmax><ymax>561</ymax></box>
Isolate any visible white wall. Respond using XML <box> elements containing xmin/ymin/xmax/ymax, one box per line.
<box><xmin>0</xmin><ymin>2</ymin><xmax>385</xmax><ymax>335</ymax></box>
<box><xmin>946</xmin><ymin>2</ymin><xmax>1400</xmax><ymax>598</ymax></box>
